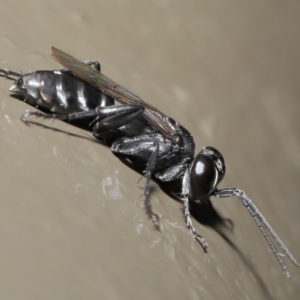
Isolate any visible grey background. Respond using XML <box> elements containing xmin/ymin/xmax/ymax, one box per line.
<box><xmin>0</xmin><ymin>1</ymin><xmax>299</xmax><ymax>299</ymax></box>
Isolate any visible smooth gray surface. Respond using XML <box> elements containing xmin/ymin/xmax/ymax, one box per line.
<box><xmin>0</xmin><ymin>1</ymin><xmax>299</xmax><ymax>299</ymax></box>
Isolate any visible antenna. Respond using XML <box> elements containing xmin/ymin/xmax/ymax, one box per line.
<box><xmin>215</xmin><ymin>188</ymin><xmax>300</xmax><ymax>278</ymax></box>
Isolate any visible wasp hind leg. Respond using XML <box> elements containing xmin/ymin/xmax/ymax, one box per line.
<box><xmin>0</xmin><ymin>68</ymin><xmax>22</xmax><ymax>81</ymax></box>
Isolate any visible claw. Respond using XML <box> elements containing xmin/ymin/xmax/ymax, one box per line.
<box><xmin>195</xmin><ymin>234</ymin><xmax>208</xmax><ymax>252</ymax></box>
<box><xmin>149</xmin><ymin>212</ymin><xmax>160</xmax><ymax>231</ymax></box>
<box><xmin>21</xmin><ymin>110</ymin><xmax>32</xmax><ymax>125</ymax></box>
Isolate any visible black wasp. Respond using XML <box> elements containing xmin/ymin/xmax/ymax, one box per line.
<box><xmin>0</xmin><ymin>47</ymin><xmax>299</xmax><ymax>277</ymax></box>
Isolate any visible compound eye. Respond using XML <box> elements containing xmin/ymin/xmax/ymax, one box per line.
<box><xmin>190</xmin><ymin>147</ymin><xmax>226</xmax><ymax>200</ymax></box>
<box><xmin>190</xmin><ymin>153</ymin><xmax>217</xmax><ymax>200</ymax></box>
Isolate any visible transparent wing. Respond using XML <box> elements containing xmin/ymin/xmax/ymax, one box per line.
<box><xmin>51</xmin><ymin>47</ymin><xmax>175</xmax><ymax>139</ymax></box>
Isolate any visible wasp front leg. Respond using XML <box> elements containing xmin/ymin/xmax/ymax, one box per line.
<box><xmin>181</xmin><ymin>168</ymin><xmax>208</xmax><ymax>252</ymax></box>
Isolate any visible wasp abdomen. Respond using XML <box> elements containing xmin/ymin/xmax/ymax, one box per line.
<box><xmin>10</xmin><ymin>70</ymin><xmax>113</xmax><ymax>114</ymax></box>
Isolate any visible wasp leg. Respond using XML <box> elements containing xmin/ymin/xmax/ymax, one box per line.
<box><xmin>155</xmin><ymin>163</ymin><xmax>187</xmax><ymax>181</ymax></box>
<box><xmin>143</xmin><ymin>143</ymin><xmax>160</xmax><ymax>229</ymax></box>
<box><xmin>0</xmin><ymin>68</ymin><xmax>22</xmax><ymax>81</ymax></box>
<box><xmin>181</xmin><ymin>168</ymin><xmax>208</xmax><ymax>252</ymax></box>
<box><xmin>183</xmin><ymin>196</ymin><xmax>208</xmax><ymax>252</ymax></box>
<box><xmin>22</xmin><ymin>104</ymin><xmax>143</xmax><ymax>127</ymax></box>
<box><xmin>92</xmin><ymin>105</ymin><xmax>143</xmax><ymax>139</ymax></box>
<box><xmin>111</xmin><ymin>137</ymin><xmax>160</xmax><ymax>229</ymax></box>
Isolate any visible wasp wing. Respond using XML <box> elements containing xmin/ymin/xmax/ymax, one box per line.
<box><xmin>51</xmin><ymin>47</ymin><xmax>175</xmax><ymax>139</ymax></box>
